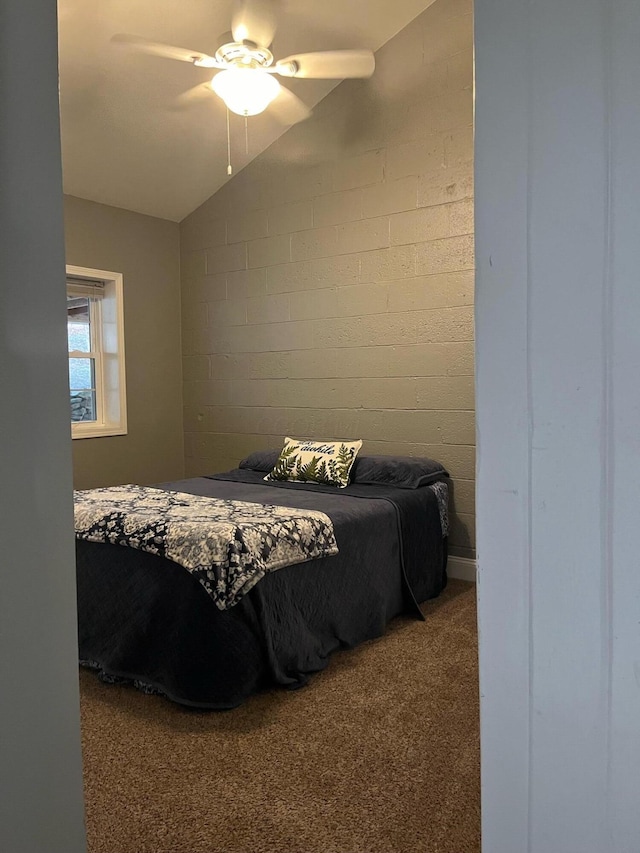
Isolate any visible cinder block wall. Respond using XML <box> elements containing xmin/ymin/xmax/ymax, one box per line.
<box><xmin>180</xmin><ymin>0</ymin><xmax>474</xmax><ymax>558</ymax></box>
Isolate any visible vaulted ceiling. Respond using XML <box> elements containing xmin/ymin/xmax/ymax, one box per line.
<box><xmin>58</xmin><ymin>0</ymin><xmax>437</xmax><ymax>222</ymax></box>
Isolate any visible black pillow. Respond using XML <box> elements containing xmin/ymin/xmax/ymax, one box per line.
<box><xmin>350</xmin><ymin>455</ymin><xmax>449</xmax><ymax>488</ymax></box>
<box><xmin>239</xmin><ymin>448</ymin><xmax>281</xmax><ymax>472</ymax></box>
<box><xmin>240</xmin><ymin>449</ymin><xmax>448</xmax><ymax>489</ymax></box>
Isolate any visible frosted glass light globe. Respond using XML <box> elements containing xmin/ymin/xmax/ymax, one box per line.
<box><xmin>211</xmin><ymin>68</ymin><xmax>281</xmax><ymax>117</ymax></box>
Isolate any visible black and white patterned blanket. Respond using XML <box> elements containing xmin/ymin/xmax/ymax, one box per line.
<box><xmin>428</xmin><ymin>481</ymin><xmax>449</xmax><ymax>538</ymax></box>
<box><xmin>74</xmin><ymin>485</ymin><xmax>339</xmax><ymax>610</ymax></box>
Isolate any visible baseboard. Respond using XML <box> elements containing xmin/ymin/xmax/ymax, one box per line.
<box><xmin>447</xmin><ymin>555</ymin><xmax>477</xmax><ymax>583</ymax></box>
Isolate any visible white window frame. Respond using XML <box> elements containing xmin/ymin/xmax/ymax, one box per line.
<box><xmin>67</xmin><ymin>265</ymin><xmax>127</xmax><ymax>439</ymax></box>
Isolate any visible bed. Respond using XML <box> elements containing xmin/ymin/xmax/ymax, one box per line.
<box><xmin>75</xmin><ymin>451</ymin><xmax>449</xmax><ymax>709</ymax></box>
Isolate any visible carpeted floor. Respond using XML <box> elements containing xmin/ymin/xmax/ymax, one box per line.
<box><xmin>79</xmin><ymin>579</ymin><xmax>480</xmax><ymax>853</ymax></box>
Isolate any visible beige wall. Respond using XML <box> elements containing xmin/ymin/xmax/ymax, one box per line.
<box><xmin>179</xmin><ymin>0</ymin><xmax>474</xmax><ymax>557</ymax></box>
<box><xmin>64</xmin><ymin>195</ymin><xmax>185</xmax><ymax>489</ymax></box>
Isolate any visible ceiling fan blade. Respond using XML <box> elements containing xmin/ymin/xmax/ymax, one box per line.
<box><xmin>172</xmin><ymin>83</ymin><xmax>216</xmax><ymax>110</ymax></box>
<box><xmin>111</xmin><ymin>34</ymin><xmax>218</xmax><ymax>67</ymax></box>
<box><xmin>268</xmin><ymin>85</ymin><xmax>312</xmax><ymax>125</ymax></box>
<box><xmin>216</xmin><ymin>30</ymin><xmax>235</xmax><ymax>47</ymax></box>
<box><xmin>231</xmin><ymin>0</ymin><xmax>277</xmax><ymax>47</ymax></box>
<box><xmin>275</xmin><ymin>50</ymin><xmax>375</xmax><ymax>79</ymax></box>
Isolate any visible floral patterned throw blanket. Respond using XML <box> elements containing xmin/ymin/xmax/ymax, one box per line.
<box><xmin>74</xmin><ymin>485</ymin><xmax>339</xmax><ymax>610</ymax></box>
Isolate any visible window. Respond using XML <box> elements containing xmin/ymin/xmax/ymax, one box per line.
<box><xmin>66</xmin><ymin>265</ymin><xmax>127</xmax><ymax>438</ymax></box>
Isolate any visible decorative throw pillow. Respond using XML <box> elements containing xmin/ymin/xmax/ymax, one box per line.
<box><xmin>264</xmin><ymin>437</ymin><xmax>363</xmax><ymax>488</ymax></box>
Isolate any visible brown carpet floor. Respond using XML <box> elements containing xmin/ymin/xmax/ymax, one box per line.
<box><xmin>80</xmin><ymin>579</ymin><xmax>479</xmax><ymax>853</ymax></box>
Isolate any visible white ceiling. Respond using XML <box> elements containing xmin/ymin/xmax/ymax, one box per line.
<box><xmin>58</xmin><ymin>0</ymin><xmax>436</xmax><ymax>222</ymax></box>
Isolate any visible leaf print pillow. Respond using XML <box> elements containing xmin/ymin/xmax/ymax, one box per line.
<box><xmin>264</xmin><ymin>437</ymin><xmax>363</xmax><ymax>488</ymax></box>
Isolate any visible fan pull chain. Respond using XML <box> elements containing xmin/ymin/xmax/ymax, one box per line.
<box><xmin>245</xmin><ymin>116</ymin><xmax>249</xmax><ymax>155</ymax></box>
<box><xmin>226</xmin><ymin>107</ymin><xmax>232</xmax><ymax>176</ymax></box>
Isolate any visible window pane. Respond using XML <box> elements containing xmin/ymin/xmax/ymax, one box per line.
<box><xmin>70</xmin><ymin>390</ymin><xmax>97</xmax><ymax>423</ymax></box>
<box><xmin>69</xmin><ymin>357</ymin><xmax>96</xmax><ymax>422</ymax></box>
<box><xmin>67</xmin><ymin>296</ymin><xmax>91</xmax><ymax>352</ymax></box>
<box><xmin>69</xmin><ymin>357</ymin><xmax>94</xmax><ymax>391</ymax></box>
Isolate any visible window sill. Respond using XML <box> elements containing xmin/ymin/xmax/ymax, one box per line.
<box><xmin>71</xmin><ymin>425</ymin><xmax>127</xmax><ymax>440</ymax></box>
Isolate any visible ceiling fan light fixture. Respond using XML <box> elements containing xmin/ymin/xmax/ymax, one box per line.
<box><xmin>211</xmin><ymin>68</ymin><xmax>280</xmax><ymax>116</ymax></box>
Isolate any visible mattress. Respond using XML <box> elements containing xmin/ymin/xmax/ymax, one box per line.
<box><xmin>76</xmin><ymin>468</ymin><xmax>447</xmax><ymax>709</ymax></box>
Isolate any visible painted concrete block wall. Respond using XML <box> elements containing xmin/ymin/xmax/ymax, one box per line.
<box><xmin>180</xmin><ymin>0</ymin><xmax>474</xmax><ymax>556</ymax></box>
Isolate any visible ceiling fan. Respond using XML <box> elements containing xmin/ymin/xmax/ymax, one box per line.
<box><xmin>112</xmin><ymin>0</ymin><xmax>375</xmax><ymax>127</ymax></box>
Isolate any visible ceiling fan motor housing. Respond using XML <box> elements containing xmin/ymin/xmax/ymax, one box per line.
<box><xmin>215</xmin><ymin>40</ymin><xmax>273</xmax><ymax>68</ymax></box>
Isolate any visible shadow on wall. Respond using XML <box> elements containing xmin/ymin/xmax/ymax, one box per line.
<box><xmin>446</xmin><ymin>477</ymin><xmax>474</xmax><ymax>555</ymax></box>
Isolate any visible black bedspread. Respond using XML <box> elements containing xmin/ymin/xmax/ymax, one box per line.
<box><xmin>76</xmin><ymin>470</ymin><xmax>447</xmax><ymax>709</ymax></box>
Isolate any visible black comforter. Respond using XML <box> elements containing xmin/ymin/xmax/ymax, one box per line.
<box><xmin>76</xmin><ymin>469</ymin><xmax>447</xmax><ymax>709</ymax></box>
